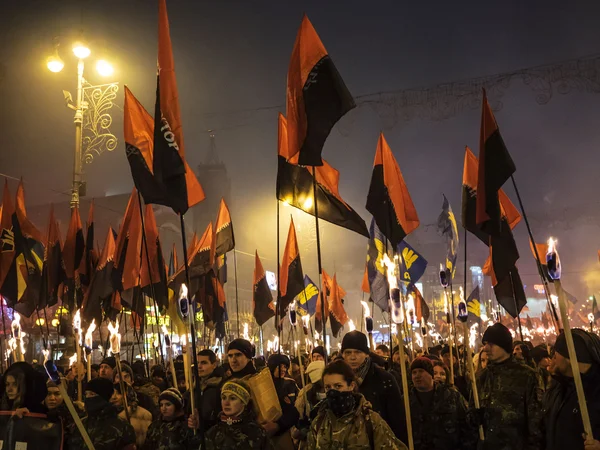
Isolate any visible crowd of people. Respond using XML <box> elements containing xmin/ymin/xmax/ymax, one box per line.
<box><xmin>0</xmin><ymin>323</ymin><xmax>599</xmax><ymax>449</ymax></box>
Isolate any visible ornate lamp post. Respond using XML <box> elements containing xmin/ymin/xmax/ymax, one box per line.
<box><xmin>47</xmin><ymin>40</ymin><xmax>119</xmax><ymax>209</ymax></box>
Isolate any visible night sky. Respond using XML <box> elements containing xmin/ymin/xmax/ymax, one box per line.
<box><xmin>2</xmin><ymin>0</ymin><xmax>600</xmax><ymax>319</ymax></box>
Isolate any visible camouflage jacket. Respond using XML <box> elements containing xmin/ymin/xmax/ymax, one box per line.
<box><xmin>406</xmin><ymin>383</ymin><xmax>477</xmax><ymax>450</ymax></box>
<box><xmin>204</xmin><ymin>411</ymin><xmax>272</xmax><ymax>450</ymax></box>
<box><xmin>308</xmin><ymin>394</ymin><xmax>408</xmax><ymax>450</ymax></box>
<box><xmin>475</xmin><ymin>357</ymin><xmax>543</xmax><ymax>450</ymax></box>
<box><xmin>67</xmin><ymin>403</ymin><xmax>137</xmax><ymax>450</ymax></box>
<box><xmin>141</xmin><ymin>414</ymin><xmax>201</xmax><ymax>450</ymax></box>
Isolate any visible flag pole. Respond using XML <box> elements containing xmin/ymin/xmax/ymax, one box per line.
<box><xmin>178</xmin><ymin>213</ymin><xmax>201</xmax><ymax>407</ymax></box>
<box><xmin>276</xmin><ymin>199</ymin><xmax>281</xmax><ymax>352</ymax></box>
<box><xmin>509</xmin><ymin>272</ymin><xmax>525</xmax><ymax>342</ymax></box>
<box><xmin>136</xmin><ymin>192</ymin><xmax>165</xmax><ymax>366</ymax></box>
<box><xmin>311</xmin><ymin>167</ymin><xmax>327</xmax><ymax>363</ymax></box>
<box><xmin>510</xmin><ymin>175</ymin><xmax>561</xmax><ymax>330</ymax></box>
<box><xmin>233</xmin><ymin>249</ymin><xmax>241</xmax><ymax>337</ymax></box>
<box><xmin>449</xmin><ymin>282</ymin><xmax>462</xmax><ymax>376</ymax></box>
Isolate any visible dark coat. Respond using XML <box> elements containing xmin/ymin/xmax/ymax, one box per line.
<box><xmin>272</xmin><ymin>376</ymin><xmax>300</xmax><ymax>435</ymax></box>
<box><xmin>359</xmin><ymin>359</ymin><xmax>405</xmax><ymax>439</ymax></box>
<box><xmin>67</xmin><ymin>403</ymin><xmax>136</xmax><ymax>450</ymax></box>
<box><xmin>476</xmin><ymin>357</ymin><xmax>543</xmax><ymax>450</ymax></box>
<box><xmin>142</xmin><ymin>414</ymin><xmax>200</xmax><ymax>450</ymax></box>
<box><xmin>542</xmin><ymin>364</ymin><xmax>600</xmax><ymax>450</ymax></box>
<box><xmin>406</xmin><ymin>383</ymin><xmax>477</xmax><ymax>450</ymax></box>
<box><xmin>185</xmin><ymin>375</ymin><xmax>222</xmax><ymax>435</ymax></box>
<box><xmin>205</xmin><ymin>411</ymin><xmax>272</xmax><ymax>450</ymax></box>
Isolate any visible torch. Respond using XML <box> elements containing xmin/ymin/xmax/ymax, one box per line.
<box><xmin>588</xmin><ymin>313</ymin><xmax>595</xmax><ymax>334</ymax></box>
<box><xmin>289</xmin><ymin>303</ymin><xmax>306</xmax><ymax>393</ymax></box>
<box><xmin>72</xmin><ymin>310</ymin><xmax>84</xmax><ymax>402</ymax></box>
<box><xmin>162</xmin><ymin>324</ymin><xmax>177</xmax><ymax>390</ymax></box>
<box><xmin>11</xmin><ymin>313</ymin><xmax>24</xmax><ymax>363</ymax></box>
<box><xmin>440</xmin><ymin>267</ymin><xmax>455</xmax><ymax>386</ymax></box>
<box><xmin>108</xmin><ymin>319</ymin><xmax>130</xmax><ymax>423</ymax></box>
<box><xmin>421</xmin><ymin>318</ymin><xmax>429</xmax><ymax>354</ymax></box>
<box><xmin>178</xmin><ymin>284</ymin><xmax>196</xmax><ymax>431</ymax></box>
<box><xmin>43</xmin><ymin>349</ymin><xmax>96</xmax><ymax>450</ymax></box>
<box><xmin>361</xmin><ymin>301</ymin><xmax>375</xmax><ymax>350</ymax></box>
<box><xmin>84</xmin><ymin>319</ymin><xmax>96</xmax><ymax>383</ymax></box>
<box><xmin>382</xmin><ymin>253</ymin><xmax>414</xmax><ymax>450</ymax></box>
<box><xmin>457</xmin><ymin>299</ymin><xmax>485</xmax><ymax>441</ymax></box>
<box><xmin>547</xmin><ymin>237</ymin><xmax>593</xmax><ymax>440</ymax></box>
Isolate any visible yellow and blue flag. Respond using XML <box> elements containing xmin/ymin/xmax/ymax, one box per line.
<box><xmin>396</xmin><ymin>240</ymin><xmax>427</xmax><ymax>287</ymax></box>
<box><xmin>466</xmin><ymin>286</ymin><xmax>482</xmax><ymax>325</ymax></box>
<box><xmin>295</xmin><ymin>275</ymin><xmax>319</xmax><ymax>316</ymax></box>
<box><xmin>437</xmin><ymin>194</ymin><xmax>459</xmax><ymax>279</ymax></box>
<box><xmin>366</xmin><ymin>218</ymin><xmax>390</xmax><ymax>312</ymax></box>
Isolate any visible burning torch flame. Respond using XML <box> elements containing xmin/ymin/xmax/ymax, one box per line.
<box><xmin>301</xmin><ymin>314</ymin><xmax>310</xmax><ymax>329</ymax></box>
<box><xmin>589</xmin><ymin>313</ymin><xmax>595</xmax><ymax>323</ymax></box>
<box><xmin>348</xmin><ymin>320</ymin><xmax>356</xmax><ymax>331</ymax></box>
<box><xmin>73</xmin><ymin>309</ymin><xmax>82</xmax><ymax>345</ymax></box>
<box><xmin>469</xmin><ymin>323</ymin><xmax>478</xmax><ymax>349</ymax></box>
<box><xmin>382</xmin><ymin>253</ymin><xmax>398</xmax><ymax>290</ymax></box>
<box><xmin>360</xmin><ymin>301</ymin><xmax>371</xmax><ymax>319</ymax></box>
<box><xmin>84</xmin><ymin>319</ymin><xmax>96</xmax><ymax>349</ymax></box>
<box><xmin>107</xmin><ymin>320</ymin><xmax>121</xmax><ymax>355</ymax></box>
<box><xmin>243</xmin><ymin>323</ymin><xmax>249</xmax><ymax>340</ymax></box>
<box><xmin>11</xmin><ymin>312</ymin><xmax>21</xmax><ymax>339</ymax></box>
<box><xmin>69</xmin><ymin>353</ymin><xmax>77</xmax><ymax>367</ymax></box>
<box><xmin>273</xmin><ymin>336</ymin><xmax>279</xmax><ymax>353</ymax></box>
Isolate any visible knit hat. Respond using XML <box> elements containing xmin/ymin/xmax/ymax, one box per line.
<box><xmin>530</xmin><ymin>346</ymin><xmax>550</xmax><ymax>364</ymax></box>
<box><xmin>267</xmin><ymin>353</ymin><xmax>290</xmax><ymax>374</ymax></box>
<box><xmin>482</xmin><ymin>323</ymin><xmax>513</xmax><ymax>355</ymax></box>
<box><xmin>554</xmin><ymin>329</ymin><xmax>600</xmax><ymax>365</ymax></box>
<box><xmin>312</xmin><ymin>346</ymin><xmax>327</xmax><ymax>359</ymax></box>
<box><xmin>306</xmin><ymin>361</ymin><xmax>325</xmax><ymax>384</ymax></box>
<box><xmin>116</xmin><ymin>364</ymin><xmax>134</xmax><ymax>383</ymax></box>
<box><xmin>159</xmin><ymin>388</ymin><xmax>184</xmax><ymax>410</ymax></box>
<box><xmin>410</xmin><ymin>357</ymin><xmax>434</xmax><ymax>378</ymax></box>
<box><xmin>100</xmin><ymin>356</ymin><xmax>116</xmax><ymax>369</ymax></box>
<box><xmin>341</xmin><ymin>331</ymin><xmax>370</xmax><ymax>355</ymax></box>
<box><xmin>228</xmin><ymin>338</ymin><xmax>255</xmax><ymax>359</ymax></box>
<box><xmin>221</xmin><ymin>380</ymin><xmax>251</xmax><ymax>406</ymax></box>
<box><xmin>86</xmin><ymin>377</ymin><xmax>114</xmax><ymax>402</ymax></box>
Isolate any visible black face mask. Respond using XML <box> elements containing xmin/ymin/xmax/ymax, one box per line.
<box><xmin>326</xmin><ymin>389</ymin><xmax>356</xmax><ymax>417</ymax></box>
<box><xmin>84</xmin><ymin>396</ymin><xmax>107</xmax><ymax>414</ymax></box>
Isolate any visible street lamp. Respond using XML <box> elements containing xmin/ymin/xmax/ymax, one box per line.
<box><xmin>47</xmin><ymin>40</ymin><xmax>118</xmax><ymax>209</ymax></box>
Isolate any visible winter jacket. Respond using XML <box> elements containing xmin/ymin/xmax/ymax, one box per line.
<box><xmin>118</xmin><ymin>404</ymin><xmax>153</xmax><ymax>448</ymax></box>
<box><xmin>476</xmin><ymin>357</ymin><xmax>543</xmax><ymax>450</ymax></box>
<box><xmin>185</xmin><ymin>374</ymin><xmax>222</xmax><ymax>434</ymax></box>
<box><xmin>204</xmin><ymin>410</ymin><xmax>272</xmax><ymax>450</ymax></box>
<box><xmin>359</xmin><ymin>359</ymin><xmax>405</xmax><ymax>439</ymax></box>
<box><xmin>272</xmin><ymin>376</ymin><xmax>300</xmax><ymax>436</ymax></box>
<box><xmin>406</xmin><ymin>382</ymin><xmax>477</xmax><ymax>450</ymax></box>
<box><xmin>542</xmin><ymin>364</ymin><xmax>600</xmax><ymax>450</ymax></box>
<box><xmin>67</xmin><ymin>403</ymin><xmax>136</xmax><ymax>450</ymax></box>
<box><xmin>307</xmin><ymin>394</ymin><xmax>408</xmax><ymax>450</ymax></box>
<box><xmin>142</xmin><ymin>414</ymin><xmax>201</xmax><ymax>450</ymax></box>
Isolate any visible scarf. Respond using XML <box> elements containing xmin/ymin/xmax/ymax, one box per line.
<box><xmin>354</xmin><ymin>357</ymin><xmax>371</xmax><ymax>385</ymax></box>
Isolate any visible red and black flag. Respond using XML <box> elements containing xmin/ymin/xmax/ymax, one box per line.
<box><xmin>168</xmin><ymin>243</ymin><xmax>178</xmax><ymax>278</ymax></box>
<box><xmin>314</xmin><ymin>288</ymin><xmax>329</xmax><ymax>334</ymax></box>
<box><xmin>410</xmin><ymin>284</ymin><xmax>430</xmax><ymax>323</ymax></box>
<box><xmin>1</xmin><ymin>181</ymin><xmax>45</xmax><ymax>317</ymax></box>
<box><xmin>0</xmin><ymin>180</ymin><xmax>15</xmax><ymax>290</ymax></box>
<box><xmin>153</xmin><ymin>0</ymin><xmax>205</xmax><ymax>214</ymax></box>
<box><xmin>253</xmin><ymin>251</ymin><xmax>275</xmax><ymax>327</ymax></box>
<box><xmin>279</xmin><ymin>218</ymin><xmax>304</xmax><ymax>316</ymax></box>
<box><xmin>112</xmin><ymin>189</ymin><xmax>143</xmax><ymax>294</ymax></box>
<box><xmin>188</xmin><ymin>222</ymin><xmax>215</xmax><ymax>280</ymax></box>
<box><xmin>79</xmin><ymin>201</ymin><xmax>97</xmax><ymax>289</ymax></box>
<box><xmin>328</xmin><ymin>273</ymin><xmax>348</xmax><ymax>337</ymax></box>
<box><xmin>140</xmin><ymin>205</ymin><xmax>169</xmax><ymax>314</ymax></box>
<box><xmin>276</xmin><ymin>114</ymin><xmax>368</xmax><ymax>237</ymax></box>
<box><xmin>462</xmin><ymin>146</ymin><xmax>489</xmax><ymax>245</ymax></box>
<box><xmin>366</xmin><ymin>133</ymin><xmax>420</xmax><ymax>248</ymax></box>
<box><xmin>63</xmin><ymin>207</ymin><xmax>84</xmax><ymax>282</ymax></box>
<box><xmin>215</xmin><ymin>198</ymin><xmax>234</xmax><ymax>257</ymax></box>
<box><xmin>82</xmin><ymin>228</ymin><xmax>116</xmax><ymax>325</ymax></box>
<box><xmin>124</xmin><ymin>86</ymin><xmax>169</xmax><ymax>207</ymax></box>
<box><xmin>40</xmin><ymin>206</ymin><xmax>65</xmax><ymax>309</ymax></box>
<box><xmin>476</xmin><ymin>89</ymin><xmax>517</xmax><ymax>235</ymax></box>
<box><xmin>286</xmin><ymin>15</ymin><xmax>355</xmax><ymax>167</ymax></box>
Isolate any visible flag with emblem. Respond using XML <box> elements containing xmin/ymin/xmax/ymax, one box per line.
<box><xmin>1</xmin><ymin>181</ymin><xmax>44</xmax><ymax>317</ymax></box>
<box><xmin>276</xmin><ymin>114</ymin><xmax>368</xmax><ymax>237</ymax></box>
<box><xmin>40</xmin><ymin>206</ymin><xmax>65</xmax><ymax>309</ymax></box>
<box><xmin>153</xmin><ymin>0</ymin><xmax>205</xmax><ymax>214</ymax></box>
<box><xmin>366</xmin><ymin>133</ymin><xmax>420</xmax><ymax>248</ymax></box>
<box><xmin>396</xmin><ymin>240</ymin><xmax>427</xmax><ymax>287</ymax></box>
<box><xmin>286</xmin><ymin>15</ymin><xmax>355</xmax><ymax>166</ymax></box>
<box><xmin>466</xmin><ymin>286</ymin><xmax>482</xmax><ymax>326</ymax></box>
<box><xmin>366</xmin><ymin>218</ymin><xmax>390</xmax><ymax>312</ymax></box>
<box><xmin>253</xmin><ymin>251</ymin><xmax>275</xmax><ymax>327</ymax></box>
<box><xmin>437</xmin><ymin>194</ymin><xmax>459</xmax><ymax>279</ymax></box>
<box><xmin>295</xmin><ymin>275</ymin><xmax>318</xmax><ymax>316</ymax></box>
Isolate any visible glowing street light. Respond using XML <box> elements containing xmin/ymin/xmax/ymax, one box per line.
<box><xmin>96</xmin><ymin>60</ymin><xmax>114</xmax><ymax>77</ymax></box>
<box><xmin>72</xmin><ymin>41</ymin><xmax>91</xmax><ymax>59</ymax></box>
<box><xmin>47</xmin><ymin>53</ymin><xmax>64</xmax><ymax>73</ymax></box>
